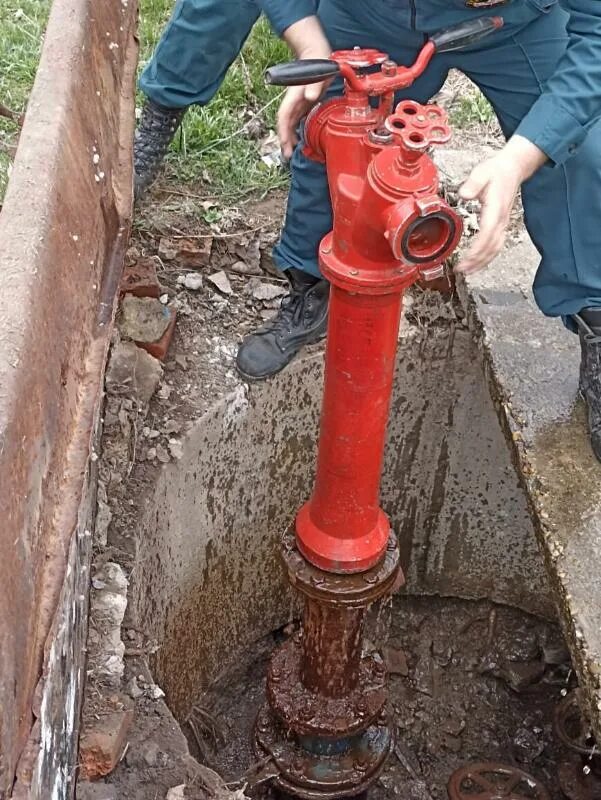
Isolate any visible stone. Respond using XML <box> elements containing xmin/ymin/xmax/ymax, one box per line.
<box><xmin>163</xmin><ymin>419</ymin><xmax>181</xmax><ymax>435</ymax></box>
<box><xmin>384</xmin><ymin>644</ymin><xmax>409</xmax><ymax>677</ymax></box>
<box><xmin>207</xmin><ymin>270</ymin><xmax>233</xmax><ymax>295</ymax></box>
<box><xmin>250</xmin><ymin>280</ymin><xmax>287</xmax><ymax>302</ymax></box>
<box><xmin>497</xmin><ymin>659</ymin><xmax>546</xmax><ymax>693</ymax></box>
<box><xmin>166</xmin><ymin>787</ymin><xmax>186</xmax><ymax>800</ymax></box>
<box><xmin>498</xmin><ymin>627</ymin><xmax>540</xmax><ymax>663</ymax></box>
<box><xmin>141</xmin><ymin>740</ymin><xmax>161</xmax><ymax>767</ymax></box>
<box><xmin>157</xmin><ymin>384</ymin><xmax>172</xmax><ymax>401</ymax></box>
<box><xmin>512</xmin><ymin>726</ymin><xmax>545</xmax><ymax>763</ymax></box>
<box><xmin>118</xmin><ymin>296</ymin><xmax>171</xmax><ymax>343</ymax></box>
<box><xmin>229</xmin><ymin>259</ymin><xmax>262</xmax><ymax>276</ymax></box>
<box><xmin>105</xmin><ymin>340</ymin><xmax>163</xmax><ymax>406</ymax></box>
<box><xmin>95</xmin><ymin>498</ymin><xmax>112</xmax><ymax>548</ymax></box>
<box><xmin>406</xmin><ymin>779</ymin><xmax>434</xmax><ymax>800</ymax></box>
<box><xmin>168</xmin><ymin>439</ymin><xmax>184</xmax><ymax>460</ymax></box>
<box><xmin>79</xmin><ymin>707</ymin><xmax>133</xmax><ymax>780</ymax></box>
<box><xmin>413</xmin><ymin>648</ymin><xmax>433</xmax><ymax>696</ymax></box>
<box><xmin>442</xmin><ymin>734</ymin><xmax>462</xmax><ymax>754</ymax></box>
<box><xmin>126</xmin><ymin>676</ymin><xmax>144</xmax><ymax>699</ymax></box>
<box><xmin>76</xmin><ymin>782</ymin><xmax>118</xmax><ymax>800</ymax></box>
<box><xmin>89</xmin><ymin>564</ymin><xmax>128</xmax><ymax>685</ymax></box>
<box><xmin>158</xmin><ymin>237</ymin><xmax>178</xmax><ymax>261</ymax></box>
<box><xmin>156</xmin><ymin>445</ymin><xmax>170</xmax><ymax>464</ymax></box>
<box><xmin>178</xmin><ymin>273</ymin><xmax>203</xmax><ymax>291</ymax></box>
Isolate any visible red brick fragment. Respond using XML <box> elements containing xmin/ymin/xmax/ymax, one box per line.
<box><xmin>135</xmin><ymin>307</ymin><xmax>177</xmax><ymax>361</ymax></box>
<box><xmin>120</xmin><ymin>257</ymin><xmax>161</xmax><ymax>299</ymax></box>
<box><xmin>79</xmin><ymin>708</ymin><xmax>133</xmax><ymax>780</ymax></box>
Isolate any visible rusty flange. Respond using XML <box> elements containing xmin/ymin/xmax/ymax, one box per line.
<box><xmin>282</xmin><ymin>528</ymin><xmax>402</xmax><ymax>608</ymax></box>
<box><xmin>267</xmin><ymin>636</ymin><xmax>387</xmax><ymax>736</ymax></box>
<box><xmin>558</xmin><ymin>757</ymin><xmax>601</xmax><ymax>800</ymax></box>
<box><xmin>447</xmin><ymin>762</ymin><xmax>551</xmax><ymax>799</ymax></box>
<box><xmin>554</xmin><ymin>690</ymin><xmax>599</xmax><ymax>760</ymax></box>
<box><xmin>254</xmin><ymin>705</ymin><xmax>393</xmax><ymax>800</ymax></box>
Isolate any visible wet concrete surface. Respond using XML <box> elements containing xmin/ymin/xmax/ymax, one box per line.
<box><xmin>192</xmin><ymin>596</ymin><xmax>571</xmax><ymax>799</ymax></box>
<box><xmin>460</xmin><ymin>209</ymin><xmax>601</xmax><ymax>741</ymax></box>
<box><xmin>127</xmin><ymin>326</ymin><xmax>552</xmax><ymax>728</ymax></box>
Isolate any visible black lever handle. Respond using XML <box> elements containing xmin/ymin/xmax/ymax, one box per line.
<box><xmin>265</xmin><ymin>17</ymin><xmax>503</xmax><ymax>87</ymax></box>
<box><xmin>429</xmin><ymin>16</ymin><xmax>503</xmax><ymax>53</ymax></box>
<box><xmin>265</xmin><ymin>59</ymin><xmax>341</xmax><ymax>87</ymax></box>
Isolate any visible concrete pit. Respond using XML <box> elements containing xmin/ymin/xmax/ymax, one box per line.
<box><xmin>95</xmin><ymin>314</ymin><xmax>587</xmax><ymax>798</ymax></box>
<box><xmin>2</xmin><ymin>0</ymin><xmax>597</xmax><ymax>788</ymax></box>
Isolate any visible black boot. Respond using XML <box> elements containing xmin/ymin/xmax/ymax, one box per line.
<box><xmin>236</xmin><ymin>268</ymin><xmax>329</xmax><ymax>381</ymax></box>
<box><xmin>573</xmin><ymin>307</ymin><xmax>601</xmax><ymax>462</ymax></box>
<box><xmin>134</xmin><ymin>98</ymin><xmax>187</xmax><ymax>200</ymax></box>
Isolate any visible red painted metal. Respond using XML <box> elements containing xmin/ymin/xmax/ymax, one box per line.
<box><xmin>296</xmin><ymin>47</ymin><xmax>463</xmax><ymax>573</ymax></box>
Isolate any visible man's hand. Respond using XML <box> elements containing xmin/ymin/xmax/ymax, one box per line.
<box><xmin>279</xmin><ymin>16</ymin><xmax>332</xmax><ymax>160</ymax></box>
<box><xmin>455</xmin><ymin>135</ymin><xmax>547</xmax><ymax>274</ymax></box>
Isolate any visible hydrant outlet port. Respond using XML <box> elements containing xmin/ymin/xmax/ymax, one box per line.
<box><xmin>400</xmin><ymin>211</ymin><xmax>459</xmax><ymax>266</ymax></box>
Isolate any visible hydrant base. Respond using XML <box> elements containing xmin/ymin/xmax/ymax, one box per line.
<box><xmin>267</xmin><ymin>636</ymin><xmax>388</xmax><ymax>737</ymax></box>
<box><xmin>254</xmin><ymin>705</ymin><xmax>394</xmax><ymax>800</ymax></box>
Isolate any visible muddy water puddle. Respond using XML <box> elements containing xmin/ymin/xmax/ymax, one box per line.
<box><xmin>184</xmin><ymin>596</ymin><xmax>574</xmax><ymax>798</ymax></box>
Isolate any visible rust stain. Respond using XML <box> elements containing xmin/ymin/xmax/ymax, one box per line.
<box><xmin>0</xmin><ymin>0</ymin><xmax>137</xmax><ymax>791</ymax></box>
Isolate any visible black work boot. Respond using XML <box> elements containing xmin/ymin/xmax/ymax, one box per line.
<box><xmin>134</xmin><ymin>98</ymin><xmax>187</xmax><ymax>200</ymax></box>
<box><xmin>573</xmin><ymin>307</ymin><xmax>601</xmax><ymax>462</ymax></box>
<box><xmin>236</xmin><ymin>268</ymin><xmax>329</xmax><ymax>381</ymax></box>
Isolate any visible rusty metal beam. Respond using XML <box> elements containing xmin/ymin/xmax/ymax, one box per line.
<box><xmin>0</xmin><ymin>0</ymin><xmax>137</xmax><ymax>794</ymax></box>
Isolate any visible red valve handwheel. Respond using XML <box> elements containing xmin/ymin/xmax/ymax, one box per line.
<box><xmin>331</xmin><ymin>48</ymin><xmax>389</xmax><ymax>69</ymax></box>
<box><xmin>386</xmin><ymin>100</ymin><xmax>451</xmax><ymax>151</ymax></box>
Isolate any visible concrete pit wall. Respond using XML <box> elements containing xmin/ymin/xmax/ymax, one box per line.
<box><xmin>0</xmin><ymin>0</ymin><xmax>137</xmax><ymax>796</ymax></box>
<box><xmin>130</xmin><ymin>323</ymin><xmax>553</xmax><ymax>722</ymax></box>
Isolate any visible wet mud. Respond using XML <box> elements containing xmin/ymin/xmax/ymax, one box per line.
<box><xmin>186</xmin><ymin>595</ymin><xmax>575</xmax><ymax>799</ymax></box>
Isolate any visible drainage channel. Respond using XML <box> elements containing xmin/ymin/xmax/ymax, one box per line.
<box><xmin>83</xmin><ymin>258</ymin><xmax>594</xmax><ymax>800</ymax></box>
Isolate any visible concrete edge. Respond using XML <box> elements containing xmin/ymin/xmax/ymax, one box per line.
<box><xmin>459</xmin><ymin>261</ymin><xmax>601</xmax><ymax>738</ymax></box>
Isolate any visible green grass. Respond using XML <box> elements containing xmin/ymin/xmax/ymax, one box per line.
<box><xmin>0</xmin><ymin>1</ymin><xmax>498</xmax><ymax>205</ymax></box>
<box><xmin>137</xmin><ymin>3</ymin><xmax>291</xmax><ymax>199</ymax></box>
<box><xmin>450</xmin><ymin>86</ymin><xmax>495</xmax><ymax>129</ymax></box>
<box><xmin>0</xmin><ymin>0</ymin><xmax>52</xmax><ymax>199</ymax></box>
<box><xmin>0</xmin><ymin>0</ymin><xmax>289</xmax><ymax>203</ymax></box>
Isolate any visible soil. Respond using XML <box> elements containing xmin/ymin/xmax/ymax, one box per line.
<box><xmin>188</xmin><ymin>596</ymin><xmax>573</xmax><ymax>800</ymax></box>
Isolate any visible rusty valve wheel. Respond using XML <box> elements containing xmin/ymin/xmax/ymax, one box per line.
<box><xmin>447</xmin><ymin>762</ymin><xmax>551</xmax><ymax>800</ymax></box>
<box><xmin>554</xmin><ymin>689</ymin><xmax>599</xmax><ymax>759</ymax></box>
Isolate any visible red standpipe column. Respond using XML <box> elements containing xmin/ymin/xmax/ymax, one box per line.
<box><xmin>296</xmin><ymin>288</ymin><xmax>403</xmax><ymax>574</ymax></box>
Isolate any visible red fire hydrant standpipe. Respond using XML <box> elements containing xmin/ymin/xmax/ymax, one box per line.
<box><xmin>255</xmin><ymin>17</ymin><xmax>503</xmax><ymax>800</ymax></box>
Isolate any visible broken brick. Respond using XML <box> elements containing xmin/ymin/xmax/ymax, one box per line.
<box><xmin>79</xmin><ymin>707</ymin><xmax>133</xmax><ymax>780</ymax></box>
<box><xmin>158</xmin><ymin>236</ymin><xmax>212</xmax><ymax>267</ymax></box>
<box><xmin>120</xmin><ymin>257</ymin><xmax>161</xmax><ymax>299</ymax></box>
<box><xmin>416</xmin><ymin>269</ymin><xmax>456</xmax><ymax>297</ymax></box>
<box><xmin>118</xmin><ymin>296</ymin><xmax>170</xmax><ymax>343</ymax></box>
<box><xmin>136</xmin><ymin>307</ymin><xmax>177</xmax><ymax>362</ymax></box>
<box><xmin>175</xmin><ymin>236</ymin><xmax>212</xmax><ymax>268</ymax></box>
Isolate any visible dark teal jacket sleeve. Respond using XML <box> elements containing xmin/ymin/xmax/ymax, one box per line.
<box><xmin>516</xmin><ymin>0</ymin><xmax>601</xmax><ymax>165</ymax></box>
<box><xmin>258</xmin><ymin>0</ymin><xmax>317</xmax><ymax>36</ymax></box>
